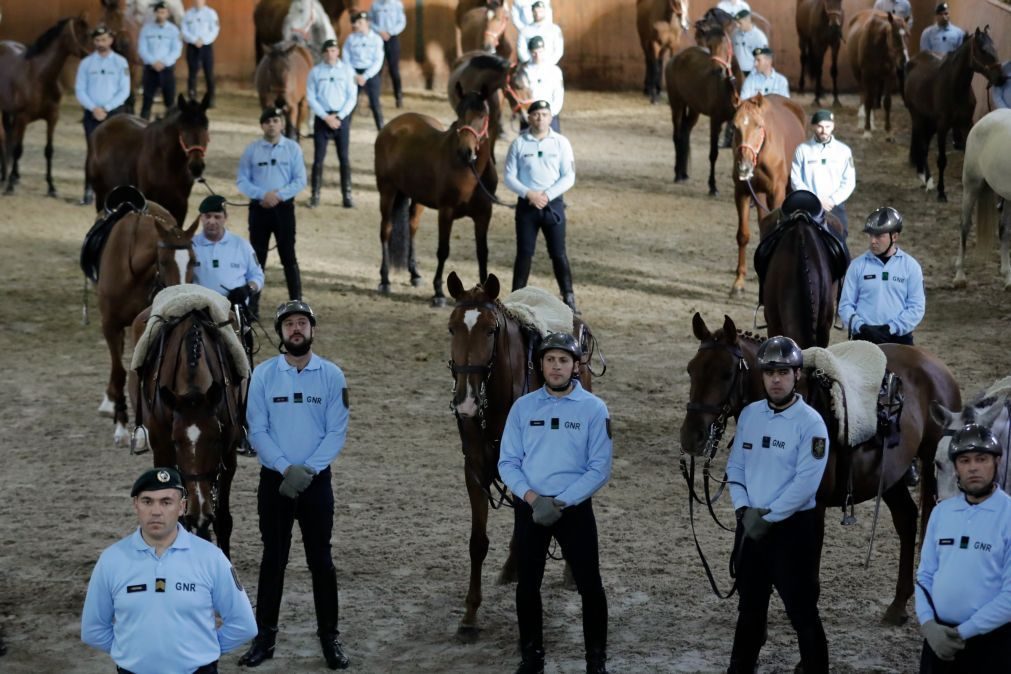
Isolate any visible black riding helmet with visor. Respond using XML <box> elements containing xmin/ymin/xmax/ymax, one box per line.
<box><xmin>538</xmin><ymin>332</ymin><xmax>582</xmax><ymax>391</ymax></box>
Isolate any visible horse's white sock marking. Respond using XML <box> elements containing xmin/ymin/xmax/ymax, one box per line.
<box><xmin>174</xmin><ymin>249</ymin><xmax>190</xmax><ymax>282</ymax></box>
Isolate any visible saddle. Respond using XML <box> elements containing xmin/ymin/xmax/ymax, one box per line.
<box><xmin>80</xmin><ymin>185</ymin><xmax>149</xmax><ymax>282</ymax></box>
<box><xmin>501</xmin><ymin>286</ymin><xmax>573</xmax><ymax>338</ymax></box>
<box><xmin>753</xmin><ymin>210</ymin><xmax>850</xmax><ymax>305</ymax></box>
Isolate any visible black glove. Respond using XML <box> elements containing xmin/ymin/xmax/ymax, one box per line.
<box><xmin>227</xmin><ymin>284</ymin><xmax>253</xmax><ymax>305</ymax></box>
<box><xmin>858</xmin><ymin>324</ymin><xmax>888</xmax><ymax>344</ymax></box>
<box><xmin>279</xmin><ymin>464</ymin><xmax>315</xmax><ymax>499</ymax></box>
<box><xmin>741</xmin><ymin>507</ymin><xmax>773</xmax><ymax>540</ymax></box>
<box><xmin>531</xmin><ymin>495</ymin><xmax>564</xmax><ymax>527</ymax></box>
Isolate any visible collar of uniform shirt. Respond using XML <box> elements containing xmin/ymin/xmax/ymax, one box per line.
<box><xmin>534</xmin><ymin>380</ymin><xmax>591</xmax><ymax>400</ymax></box>
<box><xmin>951</xmin><ymin>489</ymin><xmax>1002</xmax><ymax>511</ymax></box>
<box><xmin>863</xmin><ymin>247</ymin><xmax>905</xmax><ymax>264</ymax></box>
<box><xmin>131</xmin><ymin>523</ymin><xmax>192</xmax><ymax>551</ymax></box>
<box><xmin>523</xmin><ymin>128</ymin><xmax>556</xmax><ymax>141</ymax></box>
<box><xmin>194</xmin><ymin>230</ymin><xmax>233</xmax><ymax>246</ymax></box>
<box><xmin>759</xmin><ymin>396</ymin><xmax>804</xmax><ymax>418</ymax></box>
<box><xmin>277</xmin><ymin>352</ymin><xmax>322</xmax><ymax>371</ymax></box>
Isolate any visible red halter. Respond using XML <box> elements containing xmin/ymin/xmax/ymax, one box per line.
<box><xmin>179</xmin><ymin>134</ymin><xmax>208</xmax><ymax>158</ymax></box>
<box><xmin>505</xmin><ymin>71</ymin><xmax>533</xmax><ymax>114</ymax></box>
<box><xmin>710</xmin><ymin>34</ymin><xmax>735</xmax><ymax>79</ymax></box>
<box><xmin>737</xmin><ymin>126</ymin><xmax>766</xmax><ymax>165</ymax></box>
<box><xmin>458</xmin><ymin>114</ymin><xmax>490</xmax><ymax>144</ymax></box>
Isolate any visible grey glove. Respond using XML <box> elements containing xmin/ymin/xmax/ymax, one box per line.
<box><xmin>279</xmin><ymin>464</ymin><xmax>315</xmax><ymax>499</ymax></box>
<box><xmin>920</xmin><ymin>620</ymin><xmax>964</xmax><ymax>661</ymax></box>
<box><xmin>531</xmin><ymin>495</ymin><xmax>564</xmax><ymax>527</ymax></box>
<box><xmin>741</xmin><ymin>507</ymin><xmax>773</xmax><ymax>540</ymax></box>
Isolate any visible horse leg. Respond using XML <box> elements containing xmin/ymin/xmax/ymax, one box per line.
<box><xmin>408</xmin><ymin>202</ymin><xmax>424</xmax><ymax>286</ymax></box>
<box><xmin>432</xmin><ymin>208</ymin><xmax>454</xmax><ymax>307</ymax></box>
<box><xmin>798</xmin><ymin>41</ymin><xmax>808</xmax><ymax>94</ymax></box>
<box><xmin>44</xmin><ymin>112</ymin><xmax>58</xmax><ymax>197</ymax></box>
<box><xmin>1000</xmin><ymin>209</ymin><xmax>1011</xmax><ymax>290</ymax></box>
<box><xmin>883</xmin><ymin>90</ymin><xmax>894</xmax><ymax>143</ymax></box>
<box><xmin>458</xmin><ymin>465</ymin><xmax>490</xmax><ymax>643</ymax></box>
<box><xmin>0</xmin><ymin>114</ymin><xmax>8</xmax><ymax>182</ymax></box>
<box><xmin>473</xmin><ymin>205</ymin><xmax>491</xmax><ymax>286</ymax></box>
<box><xmin>936</xmin><ymin>127</ymin><xmax>949</xmax><ymax>203</ymax></box>
<box><xmin>4</xmin><ymin>117</ymin><xmax>26</xmax><ymax>194</ymax></box>
<box><xmin>378</xmin><ymin>190</ymin><xmax>394</xmax><ymax>294</ymax></box>
<box><xmin>880</xmin><ymin>480</ymin><xmax>917</xmax><ymax>625</ymax></box>
<box><xmin>861</xmin><ymin>89</ymin><xmax>873</xmax><ymax>139</ymax></box>
<box><xmin>101</xmin><ymin>320</ymin><xmax>131</xmax><ymax>447</ymax></box>
<box><xmin>214</xmin><ymin>449</ymin><xmax>237</xmax><ymax>559</ymax></box>
<box><xmin>732</xmin><ymin>189</ymin><xmax>751</xmax><ymax>294</ymax></box>
<box><xmin>812</xmin><ymin>48</ymin><xmax>825</xmax><ymax>106</ymax></box>
<box><xmin>707</xmin><ymin>116</ymin><xmax>720</xmax><ymax>196</ymax></box>
<box><xmin>830</xmin><ymin>42</ymin><xmax>841</xmax><ymax>107</ymax></box>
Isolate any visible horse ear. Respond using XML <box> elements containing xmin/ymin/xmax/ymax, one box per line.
<box><xmin>721</xmin><ymin>315</ymin><xmax>738</xmax><ymax>345</ymax></box>
<box><xmin>887</xmin><ymin>11</ymin><xmax>894</xmax><ymax>24</ymax></box>
<box><xmin>928</xmin><ymin>400</ymin><xmax>953</xmax><ymax>429</ymax></box>
<box><xmin>159</xmin><ymin>386</ymin><xmax>177</xmax><ymax>410</ymax></box>
<box><xmin>204</xmin><ymin>381</ymin><xmax>222</xmax><ymax>408</ymax></box>
<box><xmin>691</xmin><ymin>312</ymin><xmax>711</xmax><ymax>342</ymax></box>
<box><xmin>262</xmin><ymin>43</ymin><xmax>273</xmax><ymax>55</ymax></box>
<box><xmin>176</xmin><ymin>93</ymin><xmax>187</xmax><ymax>110</ymax></box>
<box><xmin>447</xmin><ymin>271</ymin><xmax>464</xmax><ymax>300</ymax></box>
<box><xmin>484</xmin><ymin>273</ymin><xmax>500</xmax><ymax>301</ymax></box>
<box><xmin>199</xmin><ymin>91</ymin><xmax>211</xmax><ymax>109</ymax></box>
<box><xmin>977</xmin><ymin>399</ymin><xmax>1004</xmax><ymax>429</ymax></box>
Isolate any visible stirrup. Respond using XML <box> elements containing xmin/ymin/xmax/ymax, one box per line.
<box><xmin>753</xmin><ymin>304</ymin><xmax>767</xmax><ymax>330</ymax></box>
<box><xmin>130</xmin><ymin>426</ymin><xmax>150</xmax><ymax>455</ymax></box>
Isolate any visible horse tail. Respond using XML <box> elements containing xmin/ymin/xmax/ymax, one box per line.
<box><xmin>388</xmin><ymin>193</ymin><xmax>411</xmax><ymax>270</ymax></box>
<box><xmin>977</xmin><ymin>181</ymin><xmax>998</xmax><ymax>249</ymax></box>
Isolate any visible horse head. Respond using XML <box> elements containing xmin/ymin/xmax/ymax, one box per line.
<box><xmin>66</xmin><ymin>14</ymin><xmax>92</xmax><ymax>59</ymax></box>
<box><xmin>694</xmin><ymin>7</ymin><xmax>732</xmax><ymax>46</ymax></box>
<box><xmin>969</xmin><ymin>26</ymin><xmax>1004</xmax><ymax>87</ymax></box>
<box><xmin>481</xmin><ymin>3</ymin><xmax>509</xmax><ymax>53</ymax></box>
<box><xmin>504</xmin><ymin>61</ymin><xmax>534</xmax><ymax>120</ymax></box>
<box><xmin>153</xmin><ymin>214</ymin><xmax>198</xmax><ymax>286</ymax></box>
<box><xmin>174</xmin><ymin>93</ymin><xmax>211</xmax><ymax>179</ymax></box>
<box><xmin>732</xmin><ymin>95</ymin><xmax>767</xmax><ymax>182</ymax></box>
<box><xmin>930</xmin><ymin>394</ymin><xmax>1009</xmax><ymax>500</ymax></box>
<box><xmin>447</xmin><ymin>271</ymin><xmax>502</xmax><ymax>421</ymax></box>
<box><xmin>822</xmin><ymin>0</ymin><xmax>844</xmax><ymax>40</ymax></box>
<box><xmin>670</xmin><ymin>0</ymin><xmax>691</xmax><ymax>32</ymax></box>
<box><xmin>453</xmin><ymin>83</ymin><xmax>492</xmax><ymax>164</ymax></box>
<box><xmin>680</xmin><ymin>313</ymin><xmax>757</xmax><ymax>458</ymax></box>
<box><xmin>696</xmin><ymin>23</ymin><xmax>734</xmax><ymax>81</ymax></box>
<box><xmin>885</xmin><ymin>12</ymin><xmax>910</xmax><ymax>74</ymax></box>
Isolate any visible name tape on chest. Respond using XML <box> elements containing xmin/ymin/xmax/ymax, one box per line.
<box><xmin>529</xmin><ymin>418</ymin><xmax>583</xmax><ymax>430</ymax></box>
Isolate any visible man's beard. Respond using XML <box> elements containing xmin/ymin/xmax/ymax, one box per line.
<box><xmin>959</xmin><ymin>475</ymin><xmax>996</xmax><ymax>499</ymax></box>
<box><xmin>284</xmin><ymin>335</ymin><xmax>312</xmax><ymax>356</ymax></box>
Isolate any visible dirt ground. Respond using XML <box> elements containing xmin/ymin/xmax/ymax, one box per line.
<box><xmin>0</xmin><ymin>82</ymin><xmax>1009</xmax><ymax>674</ymax></box>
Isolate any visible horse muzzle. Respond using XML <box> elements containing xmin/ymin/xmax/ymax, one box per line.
<box><xmin>736</xmin><ymin>161</ymin><xmax>755</xmax><ymax>182</ymax></box>
<box><xmin>454</xmin><ymin>395</ymin><xmax>479</xmax><ymax>418</ymax></box>
<box><xmin>188</xmin><ymin>156</ymin><xmax>206</xmax><ymax>179</ymax></box>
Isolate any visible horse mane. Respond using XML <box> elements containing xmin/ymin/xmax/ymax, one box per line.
<box><xmin>795</xmin><ymin>222</ymin><xmax>819</xmax><ymax>347</ymax></box>
<box><xmin>454</xmin><ymin>90</ymin><xmax>489</xmax><ymax>119</ymax></box>
<box><xmin>25</xmin><ymin>18</ymin><xmax>70</xmax><ymax>58</ymax></box>
<box><xmin>466</xmin><ymin>53</ymin><xmax>510</xmax><ymax>74</ymax></box>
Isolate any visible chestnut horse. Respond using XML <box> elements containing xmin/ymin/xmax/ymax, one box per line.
<box><xmin>254</xmin><ymin>0</ymin><xmax>347</xmax><ymax>65</ymax></box>
<box><xmin>94</xmin><ymin>199</ymin><xmax>197</xmax><ymax>447</ymax></box>
<box><xmin>681</xmin><ymin>313</ymin><xmax>961</xmax><ymax>625</ymax></box>
<box><xmin>459</xmin><ymin>1</ymin><xmax>513</xmax><ymax>61</ymax></box>
<box><xmin>729</xmin><ymin>94</ymin><xmax>806</xmax><ymax>294</ymax></box>
<box><xmin>255</xmin><ymin>42</ymin><xmax>313</xmax><ymax>140</ymax></box>
<box><xmin>374</xmin><ymin>85</ymin><xmax>496</xmax><ymax>306</ymax></box>
<box><xmin>448</xmin><ymin>52</ymin><xmax>535</xmax><ymax>150</ymax></box>
<box><xmin>131</xmin><ymin>306</ymin><xmax>244</xmax><ymax>556</ymax></box>
<box><xmin>904</xmin><ymin>27</ymin><xmax>1003</xmax><ymax>203</ymax></box>
<box><xmin>635</xmin><ymin>0</ymin><xmax>690</xmax><ymax>104</ymax></box>
<box><xmin>847</xmin><ymin>10</ymin><xmax>909</xmax><ymax>142</ymax></box>
<box><xmin>100</xmin><ymin>0</ymin><xmax>142</xmax><ymax>113</ymax></box>
<box><xmin>665</xmin><ymin>20</ymin><xmax>741</xmax><ymax>194</ymax></box>
<box><xmin>0</xmin><ymin>15</ymin><xmax>90</xmax><ymax>196</ymax></box>
<box><xmin>796</xmin><ymin>0</ymin><xmax>844</xmax><ymax>107</ymax></box>
<box><xmin>88</xmin><ymin>94</ymin><xmax>210</xmax><ymax>225</ymax></box>
<box><xmin>447</xmin><ymin>271</ymin><xmax>595</xmax><ymax>641</ymax></box>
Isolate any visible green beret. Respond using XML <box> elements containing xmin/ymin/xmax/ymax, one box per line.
<box><xmin>532</xmin><ymin>1</ymin><xmax>545</xmax><ymax>8</ymax></box>
<box><xmin>91</xmin><ymin>24</ymin><xmax>112</xmax><ymax>38</ymax></box>
<box><xmin>753</xmin><ymin>46</ymin><xmax>773</xmax><ymax>57</ymax></box>
<box><xmin>260</xmin><ymin>106</ymin><xmax>284</xmax><ymax>124</ymax></box>
<box><xmin>735</xmin><ymin>9</ymin><xmax>751</xmax><ymax>19</ymax></box>
<box><xmin>811</xmin><ymin>109</ymin><xmax>834</xmax><ymax>124</ymax></box>
<box><xmin>131</xmin><ymin>467</ymin><xmax>186</xmax><ymax>497</ymax></box>
<box><xmin>322</xmin><ymin>38</ymin><xmax>338</xmax><ymax>50</ymax></box>
<box><xmin>935</xmin><ymin>2</ymin><xmax>949</xmax><ymax>14</ymax></box>
<box><xmin>528</xmin><ymin>36</ymin><xmax>545</xmax><ymax>51</ymax></box>
<box><xmin>152</xmin><ymin>1</ymin><xmax>168</xmax><ymax>10</ymax></box>
<box><xmin>352</xmin><ymin>11</ymin><xmax>369</xmax><ymax>21</ymax></box>
<box><xmin>199</xmin><ymin>195</ymin><xmax>226</xmax><ymax>214</ymax></box>
<box><xmin>528</xmin><ymin>100</ymin><xmax>551</xmax><ymax>114</ymax></box>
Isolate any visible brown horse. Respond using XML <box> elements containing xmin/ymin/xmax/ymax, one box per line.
<box><xmin>904</xmin><ymin>27</ymin><xmax>1003</xmax><ymax>203</ymax></box>
<box><xmin>374</xmin><ymin>85</ymin><xmax>496</xmax><ymax>306</ymax></box>
<box><xmin>448</xmin><ymin>52</ymin><xmax>535</xmax><ymax>150</ymax></box>
<box><xmin>254</xmin><ymin>0</ymin><xmax>347</xmax><ymax>65</ymax></box>
<box><xmin>636</xmin><ymin>0</ymin><xmax>690</xmax><ymax>104</ymax></box>
<box><xmin>665</xmin><ymin>20</ymin><xmax>741</xmax><ymax>194</ymax></box>
<box><xmin>730</xmin><ymin>94</ymin><xmax>806</xmax><ymax>294</ymax></box>
<box><xmin>0</xmin><ymin>15</ymin><xmax>90</xmax><ymax>196</ymax></box>
<box><xmin>94</xmin><ymin>199</ymin><xmax>197</xmax><ymax>447</ymax></box>
<box><xmin>681</xmin><ymin>313</ymin><xmax>961</xmax><ymax>624</ymax></box>
<box><xmin>88</xmin><ymin>94</ymin><xmax>210</xmax><ymax>225</ymax></box>
<box><xmin>847</xmin><ymin>10</ymin><xmax>909</xmax><ymax>142</ymax></box>
<box><xmin>130</xmin><ymin>306</ymin><xmax>243</xmax><ymax>557</ymax></box>
<box><xmin>447</xmin><ymin>271</ymin><xmax>595</xmax><ymax>642</ymax></box>
<box><xmin>255</xmin><ymin>41</ymin><xmax>313</xmax><ymax>140</ymax></box>
<box><xmin>459</xmin><ymin>1</ymin><xmax>513</xmax><ymax>61</ymax></box>
<box><xmin>796</xmin><ymin>0</ymin><xmax>844</xmax><ymax>107</ymax></box>
<box><xmin>100</xmin><ymin>0</ymin><xmax>142</xmax><ymax>113</ymax></box>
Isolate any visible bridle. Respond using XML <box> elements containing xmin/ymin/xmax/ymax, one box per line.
<box><xmin>736</xmin><ymin>124</ymin><xmax>765</xmax><ymax>166</ymax></box>
<box><xmin>457</xmin><ymin>112</ymin><xmax>491</xmax><ymax>147</ymax></box>
<box><xmin>710</xmin><ymin>34</ymin><xmax>735</xmax><ymax>79</ymax></box>
<box><xmin>504</xmin><ymin>68</ymin><xmax>533</xmax><ymax>114</ymax></box>
<box><xmin>179</xmin><ymin>133</ymin><xmax>208</xmax><ymax>159</ymax></box>
<box><xmin>483</xmin><ymin>8</ymin><xmax>509</xmax><ymax>51</ymax></box>
<box><xmin>968</xmin><ymin>34</ymin><xmax>1003</xmax><ymax>85</ymax></box>
<box><xmin>448</xmin><ymin>301</ymin><xmax>501</xmax><ymax>431</ymax></box>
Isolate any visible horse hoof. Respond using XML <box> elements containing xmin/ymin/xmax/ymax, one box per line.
<box><xmin>881</xmin><ymin>606</ymin><xmax>909</xmax><ymax>626</ymax></box>
<box><xmin>708</xmin><ymin>188</ymin><xmax>719</xmax><ymax>197</ymax></box>
<box><xmin>937</xmin><ymin>192</ymin><xmax>948</xmax><ymax>203</ymax></box>
<box><xmin>862</xmin><ymin>131</ymin><xmax>872</xmax><ymax>140</ymax></box>
<box><xmin>431</xmin><ymin>296</ymin><xmax>447</xmax><ymax>308</ymax></box>
<box><xmin>674</xmin><ymin>176</ymin><xmax>688</xmax><ymax>184</ymax></box>
<box><xmin>377</xmin><ymin>283</ymin><xmax>391</xmax><ymax>295</ymax></box>
<box><xmin>410</xmin><ymin>276</ymin><xmax>423</xmax><ymax>287</ymax></box>
<box><xmin>729</xmin><ymin>285</ymin><xmax>745</xmax><ymax>297</ymax></box>
<box><xmin>953</xmin><ymin>276</ymin><xmax>967</xmax><ymax>289</ymax></box>
<box><xmin>455</xmin><ymin>625</ymin><xmax>481</xmax><ymax>644</ymax></box>
<box><xmin>497</xmin><ymin>566</ymin><xmax>518</xmax><ymax>585</ymax></box>
<box><xmin>3</xmin><ymin>186</ymin><xmax>13</xmax><ymax>196</ymax></box>
<box><xmin>113</xmin><ymin>422</ymin><xmax>130</xmax><ymax>448</ymax></box>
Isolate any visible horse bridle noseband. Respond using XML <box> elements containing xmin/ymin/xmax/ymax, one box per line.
<box><xmin>457</xmin><ymin>113</ymin><xmax>491</xmax><ymax>147</ymax></box>
<box><xmin>737</xmin><ymin>126</ymin><xmax>765</xmax><ymax>166</ymax></box>
<box><xmin>684</xmin><ymin>340</ymin><xmax>750</xmax><ymax>463</ymax></box>
<box><xmin>179</xmin><ymin>133</ymin><xmax>208</xmax><ymax>159</ymax></box>
<box><xmin>448</xmin><ymin>301</ymin><xmax>501</xmax><ymax>431</ymax></box>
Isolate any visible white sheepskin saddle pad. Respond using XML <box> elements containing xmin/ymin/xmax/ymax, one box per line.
<box><xmin>501</xmin><ymin>286</ymin><xmax>574</xmax><ymax>337</ymax></box>
<box><xmin>802</xmin><ymin>341</ymin><xmax>887</xmax><ymax>446</ymax></box>
<box><xmin>131</xmin><ymin>284</ymin><xmax>250</xmax><ymax>378</ymax></box>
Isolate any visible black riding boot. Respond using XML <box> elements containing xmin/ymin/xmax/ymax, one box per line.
<box><xmin>514</xmin><ymin>643</ymin><xmax>545</xmax><ymax>674</ymax></box>
<box><xmin>284</xmin><ymin>263</ymin><xmax>302</xmax><ymax>301</ymax></box>
<box><xmin>339</xmin><ymin>163</ymin><xmax>353</xmax><ymax>208</ymax></box>
<box><xmin>512</xmin><ymin>255</ymin><xmax>533</xmax><ymax>291</ymax></box>
<box><xmin>309</xmin><ymin>166</ymin><xmax>322</xmax><ymax>208</ymax></box>
<box><xmin>551</xmin><ymin>255</ymin><xmax>579</xmax><ymax>315</ymax></box>
<box><xmin>237</xmin><ymin>626</ymin><xmax>277</xmax><ymax>667</ymax></box>
<box><xmin>586</xmin><ymin>647</ymin><xmax>608</xmax><ymax>674</ymax></box>
<box><xmin>312</xmin><ymin>567</ymin><xmax>349</xmax><ymax>670</ymax></box>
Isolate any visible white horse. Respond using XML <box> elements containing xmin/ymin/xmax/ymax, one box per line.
<box><xmin>127</xmin><ymin>0</ymin><xmax>185</xmax><ymax>25</ymax></box>
<box><xmin>282</xmin><ymin>0</ymin><xmax>337</xmax><ymax>60</ymax></box>
<box><xmin>930</xmin><ymin>376</ymin><xmax>1011</xmax><ymax>500</ymax></box>
<box><xmin>954</xmin><ymin>108</ymin><xmax>1011</xmax><ymax>290</ymax></box>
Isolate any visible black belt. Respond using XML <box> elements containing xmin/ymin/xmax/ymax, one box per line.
<box><xmin>118</xmin><ymin>662</ymin><xmax>217</xmax><ymax>674</ymax></box>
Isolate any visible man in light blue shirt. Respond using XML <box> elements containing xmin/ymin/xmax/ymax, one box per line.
<box><xmin>726</xmin><ymin>337</ymin><xmax>830</xmax><ymax>674</ymax></box>
<box><xmin>238</xmin><ymin>300</ymin><xmax>351</xmax><ymax>670</ymax></box>
<box><xmin>236</xmin><ymin>107</ymin><xmax>307</xmax><ymax>301</ymax></box>
<box><xmin>512</xmin><ymin>0</ymin><xmax>553</xmax><ymax>30</ymax></box>
<box><xmin>991</xmin><ymin>61</ymin><xmax>1011</xmax><ymax>109</ymax></box>
<box><xmin>504</xmin><ymin>100</ymin><xmax>578</xmax><ymax>312</ymax></box>
<box><xmin>874</xmin><ymin>0</ymin><xmax>912</xmax><ymax>30</ymax></box>
<box><xmin>731</xmin><ymin>10</ymin><xmax>768</xmax><ymax>76</ymax></box>
<box><xmin>138</xmin><ymin>1</ymin><xmax>183</xmax><ymax>120</ymax></box>
<box><xmin>369</xmin><ymin>0</ymin><xmax>406</xmax><ymax>108</ymax></box>
<box><xmin>790</xmin><ymin>109</ymin><xmax>855</xmax><ymax>244</ymax></box>
<box><xmin>342</xmin><ymin>11</ymin><xmax>385</xmax><ymax>130</ymax></box>
<box><xmin>839</xmin><ymin>207</ymin><xmax>925</xmax><ymax>345</ymax></box>
<box><xmin>75</xmin><ymin>25</ymin><xmax>131</xmax><ymax>205</ymax></box>
<box><xmin>81</xmin><ymin>467</ymin><xmax>256</xmax><ymax>674</ymax></box>
<box><xmin>523</xmin><ymin>36</ymin><xmax>564</xmax><ymax>131</ymax></box>
<box><xmin>498</xmin><ymin>332</ymin><xmax>612</xmax><ymax>674</ymax></box>
<box><xmin>517</xmin><ymin>1</ymin><xmax>564</xmax><ymax>65</ymax></box>
<box><xmin>192</xmin><ymin>195</ymin><xmax>264</xmax><ymax>314</ymax></box>
<box><xmin>915</xmin><ymin>424</ymin><xmax>1011</xmax><ymax>671</ymax></box>
<box><xmin>919</xmin><ymin>3</ymin><xmax>965</xmax><ymax>54</ymax></box>
<box><xmin>740</xmin><ymin>47</ymin><xmax>790</xmax><ymax>99</ymax></box>
<box><xmin>181</xmin><ymin>0</ymin><xmax>219</xmax><ymax>106</ymax></box>
<box><xmin>306</xmin><ymin>38</ymin><xmax>358</xmax><ymax>209</ymax></box>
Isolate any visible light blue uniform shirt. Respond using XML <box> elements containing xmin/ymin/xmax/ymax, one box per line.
<box><xmin>741</xmin><ymin>68</ymin><xmax>790</xmax><ymax>99</ymax></box>
<box><xmin>248</xmin><ymin>353</ymin><xmax>349</xmax><ymax>475</ymax></box>
<box><xmin>181</xmin><ymin>6</ymin><xmax>220</xmax><ymax>46</ymax></box>
<box><xmin>369</xmin><ymin>0</ymin><xmax>407</xmax><ymax>36</ymax></box>
<box><xmin>727</xmin><ymin>397</ymin><xmax>829</xmax><ymax>523</ymax></box>
<box><xmin>75</xmin><ymin>51</ymin><xmax>131</xmax><ymax>112</ymax></box>
<box><xmin>915</xmin><ymin>489</ymin><xmax>1011</xmax><ymax>639</ymax></box>
<box><xmin>517</xmin><ymin>21</ymin><xmax>564</xmax><ymax>65</ymax></box>
<box><xmin>504</xmin><ymin>130</ymin><xmax>576</xmax><ymax>201</ymax></box>
<box><xmin>732</xmin><ymin>26</ymin><xmax>768</xmax><ymax>73</ymax></box>
<box><xmin>236</xmin><ymin>137</ymin><xmax>307</xmax><ymax>202</ymax></box>
<box><xmin>992</xmin><ymin>62</ymin><xmax>1011</xmax><ymax>109</ymax></box>
<box><xmin>838</xmin><ymin>248</ymin><xmax>925</xmax><ymax>336</ymax></box>
<box><xmin>525</xmin><ymin>62</ymin><xmax>564</xmax><ymax>116</ymax></box>
<box><xmin>81</xmin><ymin>525</ymin><xmax>256</xmax><ymax>674</ymax></box>
<box><xmin>873</xmin><ymin>0</ymin><xmax>912</xmax><ymax>29</ymax></box>
<box><xmin>499</xmin><ymin>381</ymin><xmax>612</xmax><ymax>507</ymax></box>
<box><xmin>512</xmin><ymin>0</ymin><xmax>553</xmax><ymax>30</ymax></box>
<box><xmin>306</xmin><ymin>61</ymin><xmax>358</xmax><ymax>120</ymax></box>
<box><xmin>138</xmin><ymin>20</ymin><xmax>183</xmax><ymax>67</ymax></box>
<box><xmin>342</xmin><ymin>30</ymin><xmax>385</xmax><ymax>80</ymax></box>
<box><xmin>192</xmin><ymin>230</ymin><xmax>265</xmax><ymax>296</ymax></box>
<box><xmin>920</xmin><ymin>23</ymin><xmax>965</xmax><ymax>54</ymax></box>
<box><xmin>790</xmin><ymin>136</ymin><xmax>856</xmax><ymax>208</ymax></box>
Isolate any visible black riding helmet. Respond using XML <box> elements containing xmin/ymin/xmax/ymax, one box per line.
<box><xmin>274</xmin><ymin>299</ymin><xmax>316</xmax><ymax>338</ymax></box>
<box><xmin>756</xmin><ymin>336</ymin><xmax>803</xmax><ymax>370</ymax></box>
<box><xmin>863</xmin><ymin>207</ymin><xmax>903</xmax><ymax>235</ymax></box>
<box><xmin>538</xmin><ymin>332</ymin><xmax>582</xmax><ymax>361</ymax></box>
<box><xmin>948</xmin><ymin>423</ymin><xmax>1001</xmax><ymax>462</ymax></box>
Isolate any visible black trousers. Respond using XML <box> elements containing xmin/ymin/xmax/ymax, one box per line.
<box><xmin>253</xmin><ymin>466</ymin><xmax>338</xmax><ymax>630</ymax></box>
<box><xmin>513</xmin><ymin>497</ymin><xmax>607</xmax><ymax>656</ymax></box>
<box><xmin>248</xmin><ymin>199</ymin><xmax>300</xmax><ymax>300</ymax></box>
<box><xmin>83</xmin><ymin>105</ymin><xmax>126</xmax><ymax>139</ymax></box>
<box><xmin>355</xmin><ymin>68</ymin><xmax>383</xmax><ymax>130</ymax></box>
<box><xmin>140</xmin><ymin>65</ymin><xmax>176</xmax><ymax>119</ymax></box>
<box><xmin>185</xmin><ymin>43</ymin><xmax>215</xmax><ymax>99</ymax></box>
<box><xmin>118</xmin><ymin>663</ymin><xmax>217</xmax><ymax>673</ymax></box>
<box><xmin>919</xmin><ymin>623</ymin><xmax>1011</xmax><ymax>673</ymax></box>
<box><xmin>312</xmin><ymin>115</ymin><xmax>352</xmax><ymax>174</ymax></box>
<box><xmin>515</xmin><ymin>197</ymin><xmax>566</xmax><ymax>259</ymax></box>
<box><xmin>729</xmin><ymin>508</ymin><xmax>828</xmax><ymax>673</ymax></box>
<box><xmin>853</xmin><ymin>330</ymin><xmax>914</xmax><ymax>346</ymax></box>
<box><xmin>381</xmin><ymin>35</ymin><xmax>402</xmax><ymax>98</ymax></box>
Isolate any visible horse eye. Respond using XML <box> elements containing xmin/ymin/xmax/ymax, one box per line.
<box><xmin>448</xmin><ymin>328</ymin><xmax>454</xmax><ymax>335</ymax></box>
<box><xmin>487</xmin><ymin>328</ymin><xmax>495</xmax><ymax>336</ymax></box>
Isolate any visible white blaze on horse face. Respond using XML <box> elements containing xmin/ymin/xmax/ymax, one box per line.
<box><xmin>463</xmin><ymin>309</ymin><xmax>480</xmax><ymax>333</ymax></box>
<box><xmin>186</xmin><ymin>424</ymin><xmax>200</xmax><ymax>455</ymax></box>
<box><xmin>173</xmin><ymin>248</ymin><xmax>190</xmax><ymax>283</ymax></box>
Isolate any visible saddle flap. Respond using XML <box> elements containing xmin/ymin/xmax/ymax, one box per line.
<box><xmin>802</xmin><ymin>341</ymin><xmax>888</xmax><ymax>447</ymax></box>
<box><xmin>80</xmin><ymin>203</ymin><xmax>135</xmax><ymax>282</ymax></box>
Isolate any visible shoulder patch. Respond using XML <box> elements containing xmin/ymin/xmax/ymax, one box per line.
<box><xmin>812</xmin><ymin>437</ymin><xmax>826</xmax><ymax>459</ymax></box>
<box><xmin>605</xmin><ymin>418</ymin><xmax>612</xmax><ymax>439</ymax></box>
<box><xmin>342</xmin><ymin>387</ymin><xmax>349</xmax><ymax>409</ymax></box>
